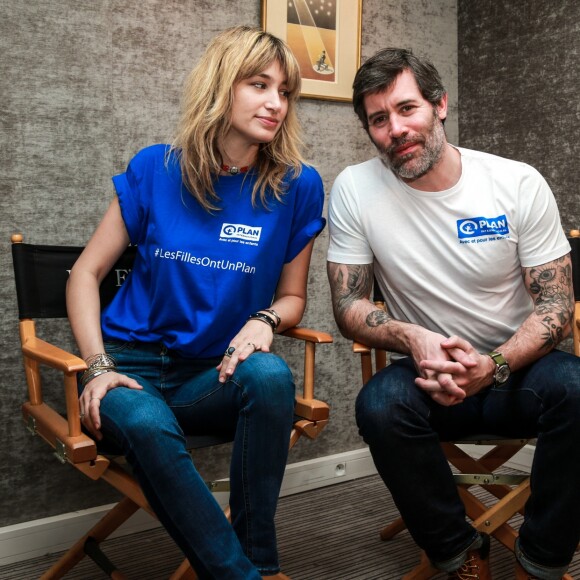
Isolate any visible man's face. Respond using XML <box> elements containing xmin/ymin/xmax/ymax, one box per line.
<box><xmin>364</xmin><ymin>69</ymin><xmax>447</xmax><ymax>181</ymax></box>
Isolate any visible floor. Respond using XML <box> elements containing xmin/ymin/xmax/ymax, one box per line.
<box><xmin>1</xmin><ymin>475</ymin><xmax>578</xmax><ymax>579</ymax></box>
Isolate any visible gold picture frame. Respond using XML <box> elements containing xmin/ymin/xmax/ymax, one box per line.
<box><xmin>261</xmin><ymin>0</ymin><xmax>362</xmax><ymax>102</ymax></box>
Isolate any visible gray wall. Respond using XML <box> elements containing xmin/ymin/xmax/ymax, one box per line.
<box><xmin>0</xmin><ymin>0</ymin><xmax>459</xmax><ymax>526</ymax></box>
<box><xmin>458</xmin><ymin>0</ymin><xmax>580</xmax><ymax>232</ymax></box>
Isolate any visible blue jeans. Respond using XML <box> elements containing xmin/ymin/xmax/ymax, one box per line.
<box><xmin>84</xmin><ymin>341</ymin><xmax>296</xmax><ymax>579</ymax></box>
<box><xmin>355</xmin><ymin>350</ymin><xmax>580</xmax><ymax>579</ymax></box>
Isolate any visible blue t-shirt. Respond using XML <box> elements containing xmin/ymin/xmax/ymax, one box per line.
<box><xmin>101</xmin><ymin>144</ymin><xmax>326</xmax><ymax>358</ymax></box>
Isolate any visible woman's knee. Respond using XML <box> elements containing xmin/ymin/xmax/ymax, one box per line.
<box><xmin>101</xmin><ymin>388</ymin><xmax>181</xmax><ymax>447</ymax></box>
<box><xmin>232</xmin><ymin>353</ymin><xmax>295</xmax><ymax>411</ymax></box>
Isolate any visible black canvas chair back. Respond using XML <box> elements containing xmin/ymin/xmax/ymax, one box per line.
<box><xmin>12</xmin><ymin>238</ymin><xmax>137</xmax><ymax>319</ymax></box>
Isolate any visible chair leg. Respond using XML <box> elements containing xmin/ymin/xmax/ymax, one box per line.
<box><xmin>40</xmin><ymin>497</ymin><xmax>139</xmax><ymax>579</ymax></box>
<box><xmin>459</xmin><ymin>479</ymin><xmax>530</xmax><ymax>552</ymax></box>
<box><xmin>380</xmin><ymin>515</ymin><xmax>407</xmax><ymax>540</ymax></box>
<box><xmin>169</xmin><ymin>559</ymin><xmax>198</xmax><ymax>580</ymax></box>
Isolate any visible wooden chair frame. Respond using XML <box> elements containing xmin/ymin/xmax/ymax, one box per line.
<box><xmin>12</xmin><ymin>234</ymin><xmax>333</xmax><ymax>579</ymax></box>
<box><xmin>353</xmin><ymin>230</ymin><xmax>580</xmax><ymax>580</ymax></box>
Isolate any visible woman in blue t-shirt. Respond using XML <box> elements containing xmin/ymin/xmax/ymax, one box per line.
<box><xmin>67</xmin><ymin>25</ymin><xmax>325</xmax><ymax>580</ymax></box>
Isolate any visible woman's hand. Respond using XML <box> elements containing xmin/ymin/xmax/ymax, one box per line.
<box><xmin>79</xmin><ymin>372</ymin><xmax>142</xmax><ymax>440</ymax></box>
<box><xmin>216</xmin><ymin>319</ymin><xmax>274</xmax><ymax>383</ymax></box>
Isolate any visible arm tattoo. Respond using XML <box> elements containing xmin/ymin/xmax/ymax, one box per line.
<box><xmin>329</xmin><ymin>263</ymin><xmax>373</xmax><ymax>320</ymax></box>
<box><xmin>366</xmin><ymin>309</ymin><xmax>391</xmax><ymax>328</ymax></box>
<box><xmin>525</xmin><ymin>254</ymin><xmax>573</xmax><ymax>351</ymax></box>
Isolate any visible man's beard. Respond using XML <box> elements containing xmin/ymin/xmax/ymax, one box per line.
<box><xmin>375</xmin><ymin>109</ymin><xmax>446</xmax><ymax>181</ymax></box>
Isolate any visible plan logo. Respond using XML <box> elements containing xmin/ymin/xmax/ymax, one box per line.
<box><xmin>220</xmin><ymin>223</ymin><xmax>262</xmax><ymax>242</ymax></box>
<box><xmin>457</xmin><ymin>215</ymin><xmax>509</xmax><ymax>239</ymax></box>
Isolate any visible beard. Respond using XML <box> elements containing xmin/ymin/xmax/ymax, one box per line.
<box><xmin>374</xmin><ymin>109</ymin><xmax>446</xmax><ymax>181</ymax></box>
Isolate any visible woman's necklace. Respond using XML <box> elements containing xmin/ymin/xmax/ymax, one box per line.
<box><xmin>220</xmin><ymin>164</ymin><xmax>250</xmax><ymax>175</ymax></box>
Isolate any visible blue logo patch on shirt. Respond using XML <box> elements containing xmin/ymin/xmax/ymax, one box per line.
<box><xmin>457</xmin><ymin>215</ymin><xmax>509</xmax><ymax>239</ymax></box>
<box><xmin>220</xmin><ymin>223</ymin><xmax>262</xmax><ymax>242</ymax></box>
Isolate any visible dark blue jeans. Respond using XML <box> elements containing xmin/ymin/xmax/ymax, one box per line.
<box><xmin>85</xmin><ymin>341</ymin><xmax>296</xmax><ymax>579</ymax></box>
<box><xmin>355</xmin><ymin>350</ymin><xmax>580</xmax><ymax>579</ymax></box>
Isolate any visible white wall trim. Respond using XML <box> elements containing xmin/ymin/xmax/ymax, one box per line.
<box><xmin>0</xmin><ymin>445</ymin><xmax>533</xmax><ymax>566</ymax></box>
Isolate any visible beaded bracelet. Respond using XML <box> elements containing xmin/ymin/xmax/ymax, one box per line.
<box><xmin>248</xmin><ymin>311</ymin><xmax>277</xmax><ymax>332</ymax></box>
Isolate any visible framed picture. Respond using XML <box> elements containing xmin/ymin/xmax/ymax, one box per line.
<box><xmin>261</xmin><ymin>0</ymin><xmax>362</xmax><ymax>102</ymax></box>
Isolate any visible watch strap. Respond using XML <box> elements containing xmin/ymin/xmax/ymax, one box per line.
<box><xmin>488</xmin><ymin>351</ymin><xmax>507</xmax><ymax>366</ymax></box>
<box><xmin>488</xmin><ymin>351</ymin><xmax>510</xmax><ymax>386</ymax></box>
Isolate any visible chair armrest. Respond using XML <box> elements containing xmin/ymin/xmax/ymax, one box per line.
<box><xmin>21</xmin><ymin>336</ymin><xmax>86</xmax><ymax>373</ymax></box>
<box><xmin>352</xmin><ymin>340</ymin><xmax>388</xmax><ymax>385</ymax></box>
<box><xmin>22</xmin><ymin>401</ymin><xmax>97</xmax><ymax>464</ymax></box>
<box><xmin>20</xmin><ymin>322</ymin><xmax>86</xmax><ymax>438</ymax></box>
<box><xmin>278</xmin><ymin>326</ymin><xmax>333</xmax><ymax>403</ymax></box>
<box><xmin>352</xmin><ymin>341</ymin><xmax>372</xmax><ymax>354</ymax></box>
<box><xmin>294</xmin><ymin>396</ymin><xmax>329</xmax><ymax>421</ymax></box>
<box><xmin>280</xmin><ymin>326</ymin><xmax>333</xmax><ymax>343</ymax></box>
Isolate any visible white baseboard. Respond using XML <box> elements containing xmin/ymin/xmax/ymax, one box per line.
<box><xmin>0</xmin><ymin>444</ymin><xmax>534</xmax><ymax>566</ymax></box>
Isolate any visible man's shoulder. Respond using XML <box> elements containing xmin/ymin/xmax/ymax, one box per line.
<box><xmin>458</xmin><ymin>146</ymin><xmax>537</xmax><ymax>175</ymax></box>
<box><xmin>333</xmin><ymin>157</ymin><xmax>390</xmax><ymax>186</ymax></box>
<box><xmin>340</xmin><ymin>156</ymin><xmax>384</xmax><ymax>173</ymax></box>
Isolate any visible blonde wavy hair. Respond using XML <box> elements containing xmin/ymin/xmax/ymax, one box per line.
<box><xmin>170</xmin><ymin>25</ymin><xmax>304</xmax><ymax>211</ymax></box>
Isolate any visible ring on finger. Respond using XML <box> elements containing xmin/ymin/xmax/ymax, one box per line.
<box><xmin>224</xmin><ymin>346</ymin><xmax>236</xmax><ymax>358</ymax></box>
<box><xmin>80</xmin><ymin>412</ymin><xmax>85</xmax><ymax>419</ymax></box>
<box><xmin>90</xmin><ymin>397</ymin><xmax>100</xmax><ymax>403</ymax></box>
<box><xmin>247</xmin><ymin>342</ymin><xmax>257</xmax><ymax>351</ymax></box>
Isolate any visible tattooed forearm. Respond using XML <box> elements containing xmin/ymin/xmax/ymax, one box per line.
<box><xmin>366</xmin><ymin>309</ymin><xmax>392</xmax><ymax>328</ymax></box>
<box><xmin>327</xmin><ymin>262</ymin><xmax>401</xmax><ymax>344</ymax></box>
<box><xmin>539</xmin><ymin>315</ymin><xmax>564</xmax><ymax>350</ymax></box>
<box><xmin>329</xmin><ymin>263</ymin><xmax>373</xmax><ymax>319</ymax></box>
<box><xmin>524</xmin><ymin>254</ymin><xmax>574</xmax><ymax>351</ymax></box>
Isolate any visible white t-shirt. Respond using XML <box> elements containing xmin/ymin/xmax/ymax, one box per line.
<box><xmin>327</xmin><ymin>147</ymin><xmax>570</xmax><ymax>353</ymax></box>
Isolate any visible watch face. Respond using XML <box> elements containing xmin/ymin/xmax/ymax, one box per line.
<box><xmin>496</xmin><ymin>365</ymin><xmax>510</xmax><ymax>384</ymax></box>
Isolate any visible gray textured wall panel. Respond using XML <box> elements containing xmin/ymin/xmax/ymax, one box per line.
<box><xmin>458</xmin><ymin>0</ymin><xmax>580</xmax><ymax>231</ymax></box>
<box><xmin>1</xmin><ymin>0</ymin><xmax>457</xmax><ymax>526</ymax></box>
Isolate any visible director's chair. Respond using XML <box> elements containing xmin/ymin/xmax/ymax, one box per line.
<box><xmin>11</xmin><ymin>233</ymin><xmax>333</xmax><ymax>580</ymax></box>
<box><xmin>353</xmin><ymin>230</ymin><xmax>580</xmax><ymax>580</ymax></box>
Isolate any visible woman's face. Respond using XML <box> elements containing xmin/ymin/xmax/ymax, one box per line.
<box><xmin>226</xmin><ymin>60</ymin><xmax>289</xmax><ymax>148</ymax></box>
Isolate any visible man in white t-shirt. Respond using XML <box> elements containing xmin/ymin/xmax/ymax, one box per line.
<box><xmin>327</xmin><ymin>48</ymin><xmax>580</xmax><ymax>580</ymax></box>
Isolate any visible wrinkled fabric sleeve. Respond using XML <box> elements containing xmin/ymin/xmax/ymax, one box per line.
<box><xmin>516</xmin><ymin>165</ymin><xmax>570</xmax><ymax>267</ymax></box>
<box><xmin>327</xmin><ymin>166</ymin><xmax>374</xmax><ymax>264</ymax></box>
<box><xmin>284</xmin><ymin>164</ymin><xmax>326</xmax><ymax>263</ymax></box>
<box><xmin>111</xmin><ymin>146</ymin><xmax>162</xmax><ymax>245</ymax></box>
